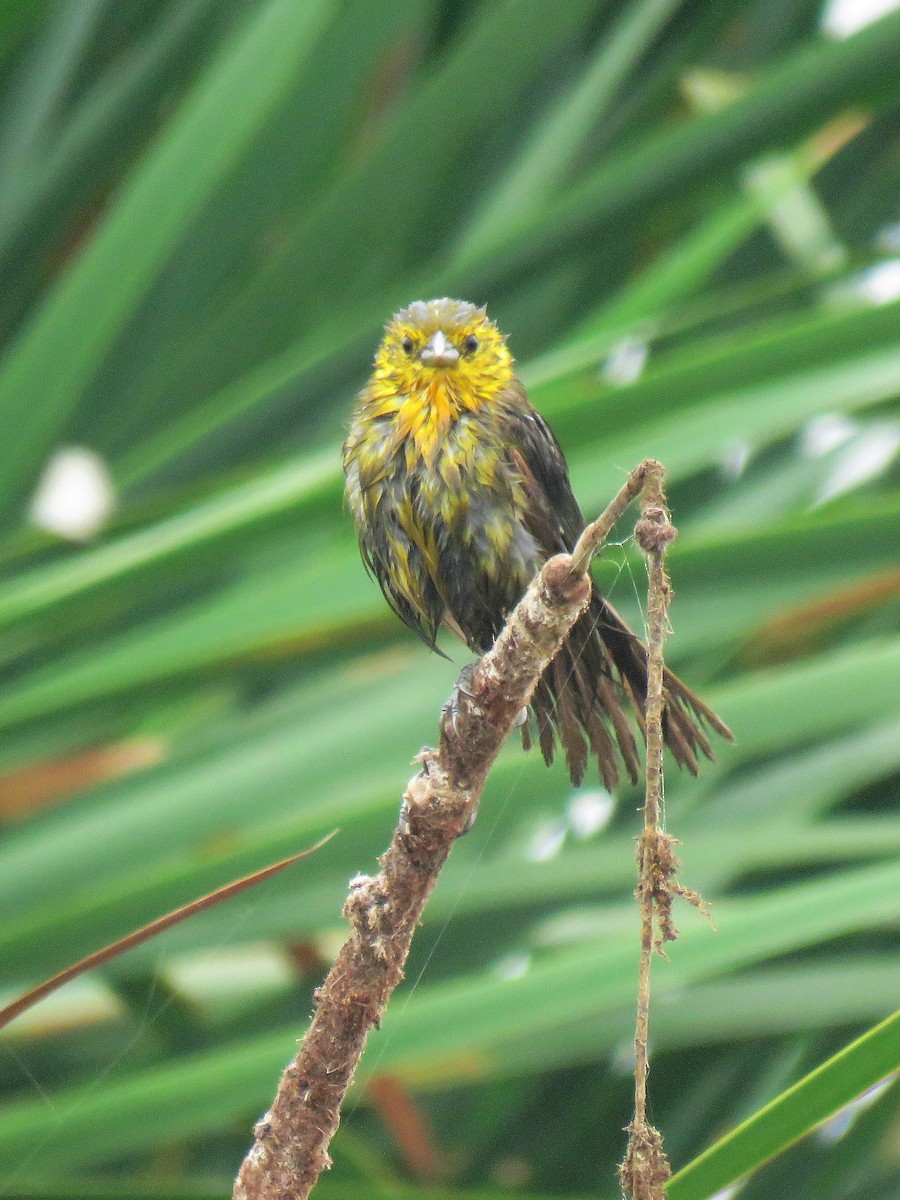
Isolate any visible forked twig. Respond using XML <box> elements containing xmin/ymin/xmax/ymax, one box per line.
<box><xmin>233</xmin><ymin>460</ymin><xmax>681</xmax><ymax>1200</ymax></box>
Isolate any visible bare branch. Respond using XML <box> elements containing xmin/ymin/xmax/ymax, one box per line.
<box><xmin>569</xmin><ymin>458</ymin><xmax>658</xmax><ymax>577</ymax></box>
<box><xmin>620</xmin><ymin>463</ymin><xmax>709</xmax><ymax>1200</ymax></box>
<box><xmin>233</xmin><ymin>555</ymin><xmax>592</xmax><ymax>1200</ymax></box>
<box><xmin>620</xmin><ymin>462</ymin><xmax>675</xmax><ymax>1200</ymax></box>
<box><xmin>234</xmin><ymin>458</ymin><xmax>689</xmax><ymax>1200</ymax></box>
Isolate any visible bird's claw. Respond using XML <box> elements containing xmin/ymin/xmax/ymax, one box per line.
<box><xmin>398</xmin><ymin>798</ymin><xmax>411</xmax><ymax>835</ymax></box>
<box><xmin>441</xmin><ymin>661</ymin><xmax>478</xmax><ymax>737</ymax></box>
<box><xmin>458</xmin><ymin>804</ymin><xmax>478</xmax><ymax>836</ymax></box>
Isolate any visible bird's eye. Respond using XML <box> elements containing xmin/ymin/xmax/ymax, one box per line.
<box><xmin>401</xmin><ymin>335</ymin><xmax>415</xmax><ymax>355</ymax></box>
<box><xmin>463</xmin><ymin>334</ymin><xmax>479</xmax><ymax>354</ymax></box>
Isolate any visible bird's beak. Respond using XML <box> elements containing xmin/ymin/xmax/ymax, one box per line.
<box><xmin>419</xmin><ymin>329</ymin><xmax>459</xmax><ymax>368</ymax></box>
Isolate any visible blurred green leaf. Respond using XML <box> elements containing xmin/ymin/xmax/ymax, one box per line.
<box><xmin>0</xmin><ymin>3</ymin><xmax>898</xmax><ymax>1196</ymax></box>
<box><xmin>668</xmin><ymin>1012</ymin><xmax>900</xmax><ymax>1200</ymax></box>
<box><xmin>0</xmin><ymin>0</ymin><xmax>335</xmax><ymax>509</ymax></box>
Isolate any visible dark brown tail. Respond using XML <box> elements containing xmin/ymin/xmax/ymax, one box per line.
<box><xmin>524</xmin><ymin>589</ymin><xmax>733</xmax><ymax>789</ymax></box>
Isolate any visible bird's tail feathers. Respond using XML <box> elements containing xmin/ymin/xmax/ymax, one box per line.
<box><xmin>525</xmin><ymin>590</ymin><xmax>733</xmax><ymax>788</ymax></box>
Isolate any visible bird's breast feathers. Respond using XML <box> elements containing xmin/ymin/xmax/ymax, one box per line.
<box><xmin>345</xmin><ymin>387</ymin><xmax>538</xmax><ymax>581</ymax></box>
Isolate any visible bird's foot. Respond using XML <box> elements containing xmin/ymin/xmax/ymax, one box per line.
<box><xmin>440</xmin><ymin>661</ymin><xmax>478</xmax><ymax>738</ymax></box>
<box><xmin>436</xmin><ymin>662</ymin><xmax>480</xmax><ymax>836</ymax></box>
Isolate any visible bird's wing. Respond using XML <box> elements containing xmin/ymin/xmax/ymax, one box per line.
<box><xmin>499</xmin><ymin>379</ymin><xmax>585</xmax><ymax>554</ymax></box>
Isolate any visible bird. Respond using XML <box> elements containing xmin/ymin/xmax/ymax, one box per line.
<box><xmin>343</xmin><ymin>298</ymin><xmax>732</xmax><ymax>790</ymax></box>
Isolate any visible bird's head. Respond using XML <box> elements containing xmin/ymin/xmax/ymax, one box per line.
<box><xmin>371</xmin><ymin>298</ymin><xmax>514</xmax><ymax>409</ymax></box>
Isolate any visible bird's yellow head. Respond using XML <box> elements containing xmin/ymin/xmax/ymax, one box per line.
<box><xmin>369</xmin><ymin>298</ymin><xmax>514</xmax><ymax>413</ymax></box>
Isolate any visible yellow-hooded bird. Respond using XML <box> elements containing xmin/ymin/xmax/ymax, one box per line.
<box><xmin>343</xmin><ymin>299</ymin><xmax>731</xmax><ymax>788</ymax></box>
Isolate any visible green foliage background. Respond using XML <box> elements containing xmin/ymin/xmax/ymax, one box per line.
<box><xmin>0</xmin><ymin>2</ymin><xmax>897</xmax><ymax>1197</ymax></box>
